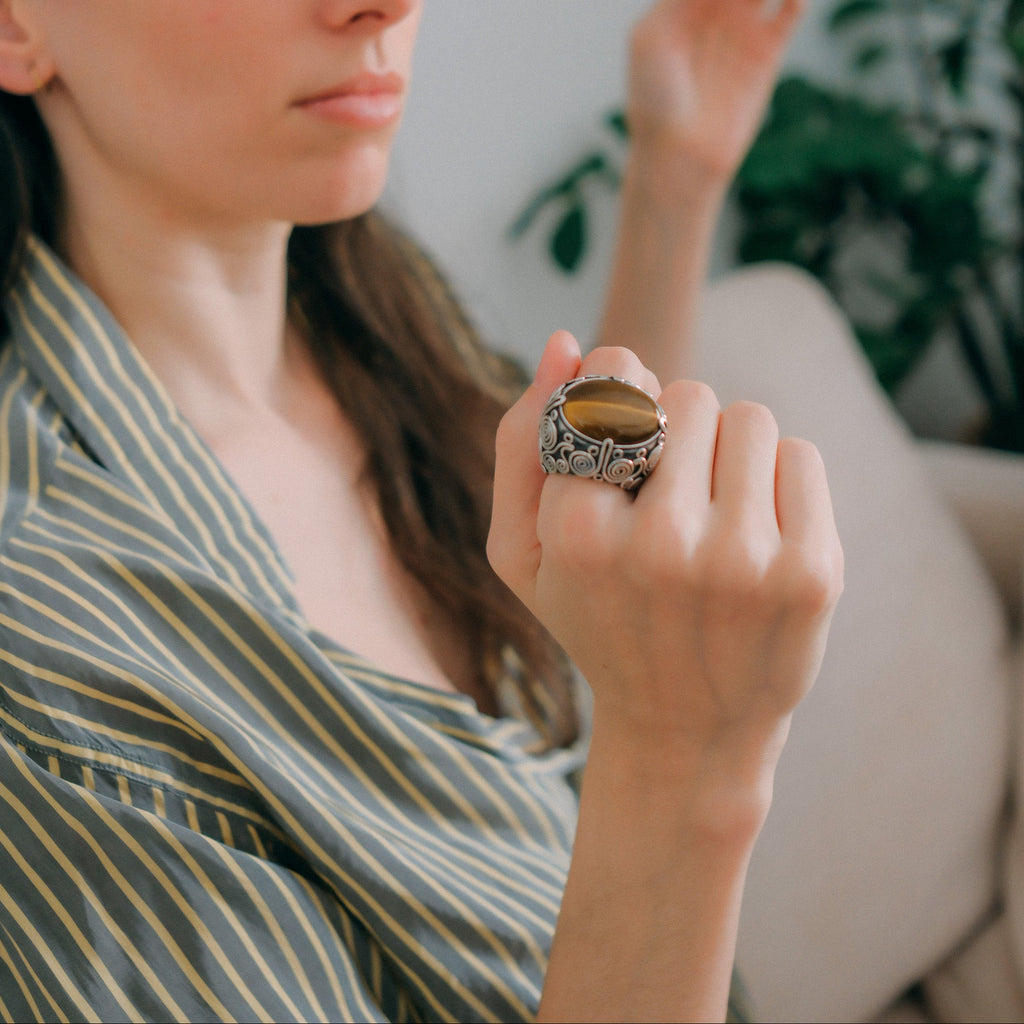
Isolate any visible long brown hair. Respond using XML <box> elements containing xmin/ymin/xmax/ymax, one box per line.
<box><xmin>0</xmin><ymin>89</ymin><xmax>577</xmax><ymax>747</ymax></box>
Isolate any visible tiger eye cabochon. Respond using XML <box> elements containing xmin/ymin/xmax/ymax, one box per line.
<box><xmin>560</xmin><ymin>377</ymin><xmax>662</xmax><ymax>444</ymax></box>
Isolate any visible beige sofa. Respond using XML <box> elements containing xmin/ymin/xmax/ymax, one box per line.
<box><xmin>696</xmin><ymin>265</ymin><xmax>1024</xmax><ymax>1022</ymax></box>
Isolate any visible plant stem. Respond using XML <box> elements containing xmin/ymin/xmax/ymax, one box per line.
<box><xmin>1001</xmin><ymin>72</ymin><xmax>1024</xmax><ymax>366</ymax></box>
<box><xmin>975</xmin><ymin>261</ymin><xmax>1023</xmax><ymax>402</ymax></box>
<box><xmin>951</xmin><ymin>294</ymin><xmax>1002</xmax><ymax>409</ymax></box>
<box><xmin>508</xmin><ymin>152</ymin><xmax>615</xmax><ymax>240</ymax></box>
<box><xmin>902</xmin><ymin>0</ymin><xmax>941</xmax><ymax>129</ymax></box>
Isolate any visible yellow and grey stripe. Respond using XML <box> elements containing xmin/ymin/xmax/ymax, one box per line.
<box><xmin>0</xmin><ymin>238</ymin><xmax>587</xmax><ymax>1022</ymax></box>
<box><xmin>0</xmin><ymin>236</ymin><xmax>752</xmax><ymax>1023</ymax></box>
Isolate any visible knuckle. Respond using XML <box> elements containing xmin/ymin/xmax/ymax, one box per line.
<box><xmin>699</xmin><ymin>534</ymin><xmax>773</xmax><ymax>600</ymax></box>
<box><xmin>582</xmin><ymin>345</ymin><xmax>641</xmax><ymax>374</ymax></box>
<box><xmin>630</xmin><ymin>509</ymin><xmax>698</xmax><ymax>584</ymax></box>
<box><xmin>662</xmin><ymin>378</ymin><xmax>720</xmax><ymax>418</ymax></box>
<box><xmin>588</xmin><ymin>345</ymin><xmax>635</xmax><ymax>362</ymax></box>
<box><xmin>779</xmin><ymin>434</ymin><xmax>824</xmax><ymax>468</ymax></box>
<box><xmin>722</xmin><ymin>399</ymin><xmax>779</xmax><ymax>438</ymax></box>
<box><xmin>579</xmin><ymin>347</ymin><xmax>658</xmax><ymax>394</ymax></box>
<box><xmin>779</xmin><ymin>543</ymin><xmax>845</xmax><ymax>614</ymax></box>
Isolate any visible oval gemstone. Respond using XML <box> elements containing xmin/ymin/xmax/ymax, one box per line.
<box><xmin>563</xmin><ymin>378</ymin><xmax>661</xmax><ymax>444</ymax></box>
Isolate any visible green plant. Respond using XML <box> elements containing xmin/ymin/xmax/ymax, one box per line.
<box><xmin>739</xmin><ymin>0</ymin><xmax>1024</xmax><ymax>449</ymax></box>
<box><xmin>734</xmin><ymin>76</ymin><xmax>993</xmax><ymax>394</ymax></box>
<box><xmin>508</xmin><ymin>111</ymin><xmax>628</xmax><ymax>274</ymax></box>
<box><xmin>512</xmin><ymin>0</ymin><xmax>1024</xmax><ymax>451</ymax></box>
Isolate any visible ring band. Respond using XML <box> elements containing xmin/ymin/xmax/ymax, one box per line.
<box><xmin>538</xmin><ymin>375</ymin><xmax>667</xmax><ymax>491</ymax></box>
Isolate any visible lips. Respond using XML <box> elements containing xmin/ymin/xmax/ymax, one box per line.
<box><xmin>296</xmin><ymin>71</ymin><xmax>406</xmax><ymax>129</ymax></box>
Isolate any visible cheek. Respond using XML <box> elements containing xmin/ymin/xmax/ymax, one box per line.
<box><xmin>106</xmin><ymin>45</ymin><xmax>282</xmax><ymax>178</ymax></box>
<box><xmin>112</xmin><ymin>6</ymin><xmax>285</xmax><ymax>130</ymax></box>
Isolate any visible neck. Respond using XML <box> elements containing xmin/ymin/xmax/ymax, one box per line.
<box><xmin>61</xmin><ymin>197</ymin><xmax>300</xmax><ymax>430</ymax></box>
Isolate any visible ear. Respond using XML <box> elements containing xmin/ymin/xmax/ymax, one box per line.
<box><xmin>0</xmin><ymin>0</ymin><xmax>55</xmax><ymax>95</ymax></box>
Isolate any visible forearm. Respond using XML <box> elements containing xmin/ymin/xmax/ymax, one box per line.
<box><xmin>537</xmin><ymin>716</ymin><xmax>780</xmax><ymax>1024</ymax></box>
<box><xmin>597</xmin><ymin>0</ymin><xmax>803</xmax><ymax>385</ymax></box>
<box><xmin>595</xmin><ymin>154</ymin><xmax>728</xmax><ymax>385</ymax></box>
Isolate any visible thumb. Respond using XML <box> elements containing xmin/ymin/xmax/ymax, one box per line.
<box><xmin>488</xmin><ymin>330</ymin><xmax>582</xmax><ymax>604</ymax></box>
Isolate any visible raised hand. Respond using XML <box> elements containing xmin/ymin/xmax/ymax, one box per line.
<box><xmin>598</xmin><ymin>1</ymin><xmax>805</xmax><ymax>402</ymax></box>
<box><xmin>628</xmin><ymin>0</ymin><xmax>804</xmax><ymax>186</ymax></box>
<box><xmin>490</xmin><ymin>330</ymin><xmax>842</xmax><ymax>1020</ymax></box>
<box><xmin>489</xmin><ymin>329</ymin><xmax>842</xmax><ymax>783</ymax></box>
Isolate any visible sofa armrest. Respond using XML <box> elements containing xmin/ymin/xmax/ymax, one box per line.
<box><xmin>918</xmin><ymin>438</ymin><xmax>1024</xmax><ymax>624</ymax></box>
<box><xmin>700</xmin><ymin>265</ymin><xmax>1013</xmax><ymax>1022</ymax></box>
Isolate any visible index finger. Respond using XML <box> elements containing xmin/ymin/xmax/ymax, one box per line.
<box><xmin>488</xmin><ymin>331</ymin><xmax>582</xmax><ymax>602</ymax></box>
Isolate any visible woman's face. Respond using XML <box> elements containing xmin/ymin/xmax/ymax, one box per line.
<box><xmin>27</xmin><ymin>0</ymin><xmax>422</xmax><ymax>229</ymax></box>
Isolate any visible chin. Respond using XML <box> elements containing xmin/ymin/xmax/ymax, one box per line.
<box><xmin>288</xmin><ymin>148</ymin><xmax>393</xmax><ymax>226</ymax></box>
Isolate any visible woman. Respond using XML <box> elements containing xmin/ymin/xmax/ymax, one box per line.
<box><xmin>0</xmin><ymin>1</ymin><xmax>839</xmax><ymax>1021</ymax></box>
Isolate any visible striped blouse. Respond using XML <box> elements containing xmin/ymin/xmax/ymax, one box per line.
<box><xmin>0</xmin><ymin>237</ymin><xmax>587</xmax><ymax>1022</ymax></box>
<box><xmin>0</xmin><ymin>237</ymin><xmax>753</xmax><ymax>1024</ymax></box>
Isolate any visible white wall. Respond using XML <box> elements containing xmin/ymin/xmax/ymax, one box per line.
<box><xmin>387</xmin><ymin>0</ymin><xmax>834</xmax><ymax>367</ymax></box>
<box><xmin>387</xmin><ymin>0</ymin><xmax>987</xmax><ymax>438</ymax></box>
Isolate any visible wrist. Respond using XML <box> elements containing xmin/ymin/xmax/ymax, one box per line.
<box><xmin>622</xmin><ymin>140</ymin><xmax>732</xmax><ymax>214</ymax></box>
<box><xmin>583</xmin><ymin>708</ymin><xmax>790</xmax><ymax>846</ymax></box>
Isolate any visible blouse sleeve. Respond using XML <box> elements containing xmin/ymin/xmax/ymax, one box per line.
<box><xmin>0</xmin><ymin>739</ymin><xmax>398</xmax><ymax>1024</ymax></box>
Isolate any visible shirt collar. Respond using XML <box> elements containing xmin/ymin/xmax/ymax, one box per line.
<box><xmin>4</xmin><ymin>234</ymin><xmax>300</xmax><ymax>616</ymax></box>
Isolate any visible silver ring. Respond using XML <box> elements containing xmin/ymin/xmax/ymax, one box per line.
<box><xmin>538</xmin><ymin>375</ymin><xmax>667</xmax><ymax>491</ymax></box>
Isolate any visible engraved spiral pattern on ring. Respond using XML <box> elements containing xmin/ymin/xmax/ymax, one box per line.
<box><xmin>567</xmin><ymin>448</ymin><xmax>599</xmax><ymax>476</ymax></box>
<box><xmin>538</xmin><ymin>413</ymin><xmax>559</xmax><ymax>452</ymax></box>
<box><xmin>604</xmin><ymin>457</ymin><xmax>636</xmax><ymax>483</ymax></box>
<box><xmin>538</xmin><ymin>376</ymin><xmax>667</xmax><ymax>490</ymax></box>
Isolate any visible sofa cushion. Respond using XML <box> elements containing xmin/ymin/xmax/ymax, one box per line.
<box><xmin>696</xmin><ymin>264</ymin><xmax>1014</xmax><ymax>1022</ymax></box>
